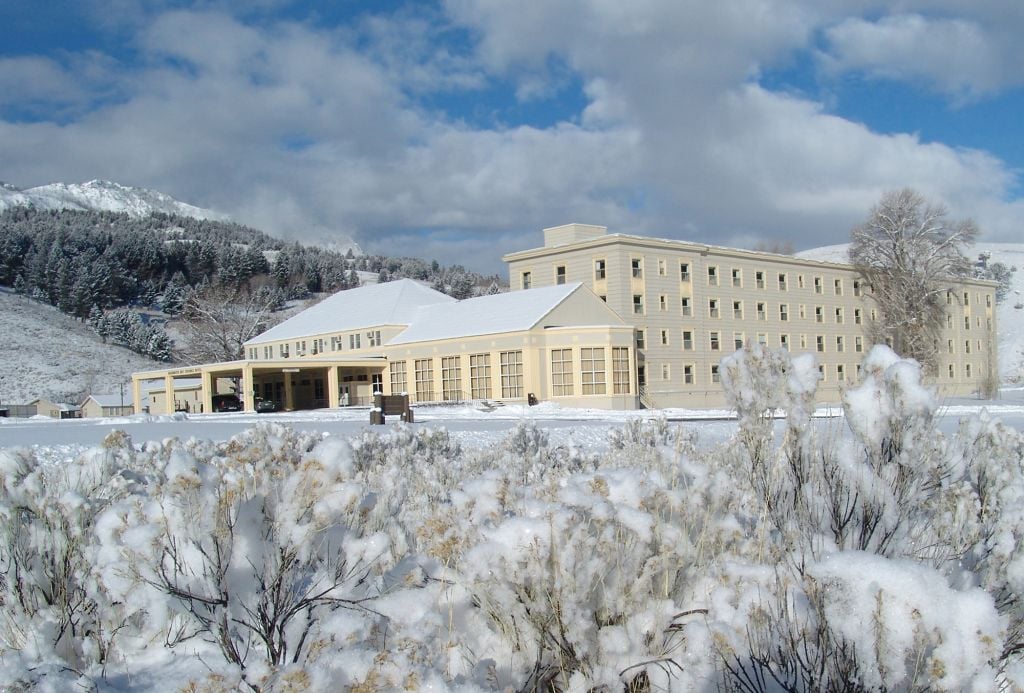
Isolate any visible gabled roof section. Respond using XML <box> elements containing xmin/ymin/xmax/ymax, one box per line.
<box><xmin>246</xmin><ymin>279</ymin><xmax>455</xmax><ymax>346</ymax></box>
<box><xmin>84</xmin><ymin>393</ymin><xmax>134</xmax><ymax>407</ymax></box>
<box><xmin>388</xmin><ymin>282</ymin><xmax>600</xmax><ymax>345</ymax></box>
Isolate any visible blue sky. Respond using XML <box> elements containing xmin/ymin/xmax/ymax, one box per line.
<box><xmin>1</xmin><ymin>1</ymin><xmax>1022</xmax><ymax>272</ymax></box>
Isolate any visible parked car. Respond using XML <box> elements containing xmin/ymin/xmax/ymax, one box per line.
<box><xmin>211</xmin><ymin>394</ymin><xmax>242</xmax><ymax>412</ymax></box>
<box><xmin>255</xmin><ymin>399</ymin><xmax>281</xmax><ymax>413</ymax></box>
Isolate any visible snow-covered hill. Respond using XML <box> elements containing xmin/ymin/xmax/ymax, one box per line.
<box><xmin>0</xmin><ymin>288</ymin><xmax>161</xmax><ymax>405</ymax></box>
<box><xmin>0</xmin><ymin>179</ymin><xmax>229</xmax><ymax>220</ymax></box>
<box><xmin>799</xmin><ymin>242</ymin><xmax>1024</xmax><ymax>382</ymax></box>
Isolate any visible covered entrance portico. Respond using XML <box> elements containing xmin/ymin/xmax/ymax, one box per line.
<box><xmin>132</xmin><ymin>357</ymin><xmax>389</xmax><ymax>414</ymax></box>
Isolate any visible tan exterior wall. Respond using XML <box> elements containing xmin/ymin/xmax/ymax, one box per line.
<box><xmin>506</xmin><ymin>232</ymin><xmax>998</xmax><ymax>408</ymax></box>
<box><xmin>81</xmin><ymin>400</ymin><xmax>134</xmax><ymax>418</ymax></box>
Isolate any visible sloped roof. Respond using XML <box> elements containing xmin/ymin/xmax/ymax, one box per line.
<box><xmin>388</xmin><ymin>282</ymin><xmax>589</xmax><ymax>345</ymax></box>
<box><xmin>246</xmin><ymin>279</ymin><xmax>455</xmax><ymax>345</ymax></box>
<box><xmin>84</xmin><ymin>393</ymin><xmax>134</xmax><ymax>408</ymax></box>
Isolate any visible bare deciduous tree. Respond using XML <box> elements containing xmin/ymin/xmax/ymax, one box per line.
<box><xmin>849</xmin><ymin>188</ymin><xmax>978</xmax><ymax>373</ymax></box>
<box><xmin>178</xmin><ymin>284</ymin><xmax>280</xmax><ymax>363</ymax></box>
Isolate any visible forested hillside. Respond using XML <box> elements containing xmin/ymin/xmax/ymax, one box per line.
<box><xmin>0</xmin><ymin>208</ymin><xmax>504</xmax><ymax>363</ymax></box>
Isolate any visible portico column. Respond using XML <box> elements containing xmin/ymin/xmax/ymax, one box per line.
<box><xmin>201</xmin><ymin>370</ymin><xmax>214</xmax><ymax>414</ymax></box>
<box><xmin>284</xmin><ymin>371</ymin><xmax>295</xmax><ymax>411</ymax></box>
<box><xmin>163</xmin><ymin>375</ymin><xmax>175</xmax><ymax>414</ymax></box>
<box><xmin>132</xmin><ymin>377</ymin><xmax>143</xmax><ymax>414</ymax></box>
<box><xmin>242</xmin><ymin>364</ymin><xmax>256</xmax><ymax>412</ymax></box>
<box><xmin>327</xmin><ymin>366</ymin><xmax>340</xmax><ymax>408</ymax></box>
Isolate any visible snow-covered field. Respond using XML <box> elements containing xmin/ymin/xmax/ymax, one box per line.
<box><xmin>2</xmin><ymin>346</ymin><xmax>1024</xmax><ymax>691</ymax></box>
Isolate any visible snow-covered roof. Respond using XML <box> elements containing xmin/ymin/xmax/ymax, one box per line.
<box><xmin>246</xmin><ymin>279</ymin><xmax>455</xmax><ymax>346</ymax></box>
<box><xmin>85</xmin><ymin>393</ymin><xmax>134</xmax><ymax>408</ymax></box>
<box><xmin>388</xmin><ymin>283</ymin><xmax>586</xmax><ymax>345</ymax></box>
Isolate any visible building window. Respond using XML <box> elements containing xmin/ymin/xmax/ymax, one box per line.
<box><xmin>757</xmin><ymin>333</ymin><xmax>767</xmax><ymax>345</ymax></box>
<box><xmin>800</xmin><ymin>334</ymin><xmax>807</xmax><ymax>349</ymax></box>
<box><xmin>500</xmin><ymin>350</ymin><xmax>524</xmax><ymax>398</ymax></box>
<box><xmin>964</xmin><ymin>292</ymin><xmax>970</xmax><ymax>305</ymax></box>
<box><xmin>755</xmin><ymin>271</ymin><xmax>765</xmax><ymax>289</ymax></box>
<box><xmin>780</xmin><ymin>334</ymin><xmax>789</xmax><ymax>349</ymax></box>
<box><xmin>816</xmin><ymin>335</ymin><xmax>825</xmax><ymax>352</ymax></box>
<box><xmin>350</xmin><ymin>333</ymin><xmax>361</xmax><ymax>349</ymax></box>
<box><xmin>414</xmin><ymin>358</ymin><xmax>434</xmax><ymax>402</ymax></box>
<box><xmin>684</xmin><ymin>365</ymin><xmax>694</xmax><ymax>384</ymax></box>
<box><xmin>681</xmin><ymin>297</ymin><xmax>692</xmax><ymax>316</ymax></box>
<box><xmin>555</xmin><ymin>265</ymin><xmax>566</xmax><ymax>285</ymax></box>
<box><xmin>367</xmin><ymin>330</ymin><xmax>381</xmax><ymax>347</ymax></box>
<box><xmin>710</xmin><ymin>331</ymin><xmax>721</xmax><ymax>351</ymax></box>
<box><xmin>854</xmin><ymin>308</ymin><xmax>862</xmax><ymax>325</ymax></box>
<box><xmin>281</xmin><ymin>343</ymin><xmax>290</xmax><ymax>358</ymax></box>
<box><xmin>966</xmin><ymin>364</ymin><xmax>972</xmax><ymax>378</ymax></box>
<box><xmin>836</xmin><ymin>336</ymin><xmax>844</xmax><ymax>352</ymax></box>
<box><xmin>613</xmin><ymin>347</ymin><xmax>630</xmax><ymax>394</ymax></box>
<box><xmin>390</xmin><ymin>360</ymin><xmax>407</xmax><ymax>395</ymax></box>
<box><xmin>757</xmin><ymin>302</ymin><xmax>766</xmax><ymax>320</ymax></box>
<box><xmin>264</xmin><ymin>345</ymin><xmax>272</xmax><ymax>359</ymax></box>
<box><xmin>834</xmin><ymin>308</ymin><xmax>843</xmax><ymax>324</ymax></box>
<box><xmin>659</xmin><ymin>294</ymin><xmax>668</xmax><ymax>311</ymax></box>
<box><xmin>441</xmin><ymin>356</ymin><xmax>462</xmax><ymax>401</ymax></box>
<box><xmin>658</xmin><ymin>259</ymin><xmax>667</xmax><ymax>276</ymax></box>
<box><xmin>632</xmin><ymin>258</ymin><xmax>643</xmax><ymax>278</ymax></box>
<box><xmin>853</xmin><ymin>280</ymin><xmax>862</xmax><ymax>297</ymax></box>
<box><xmin>834</xmin><ymin>279</ymin><xmax>843</xmax><ymax>295</ymax></box>
<box><xmin>965</xmin><ymin>340</ymin><xmax>971</xmax><ymax>354</ymax></box>
<box><xmin>711</xmin><ymin>365</ymin><xmax>720</xmax><ymax>383</ymax></box>
<box><xmin>815</xmin><ymin>306</ymin><xmax>824</xmax><ymax>323</ymax></box>
<box><xmin>948</xmin><ymin>339</ymin><xmax>955</xmax><ymax>354</ymax></box>
<box><xmin>708</xmin><ymin>266</ymin><xmax>718</xmax><ymax>286</ymax></box>
<box><xmin>708</xmin><ymin>298</ymin><xmax>720</xmax><ymax>318</ymax></box>
<box><xmin>778</xmin><ymin>273</ymin><xmax>787</xmax><ymax>291</ymax></box>
<box><xmin>633</xmin><ymin>294</ymin><xmax>644</xmax><ymax>315</ymax></box>
<box><xmin>661</xmin><ymin>363</ymin><xmax>670</xmax><ymax>380</ymax></box>
<box><xmin>595</xmin><ymin>259</ymin><xmax>606</xmax><ymax>280</ymax></box>
<box><xmin>331</xmin><ymin>336</ymin><xmax>342</xmax><ymax>351</ymax></box>
<box><xmin>732</xmin><ymin>268</ymin><xmax>742</xmax><ymax>287</ymax></box>
<box><xmin>986</xmin><ymin>294</ymin><xmax>992</xmax><ymax>308</ymax></box>
<box><xmin>660</xmin><ymin>329</ymin><xmax>669</xmax><ymax>346</ymax></box>
<box><xmin>733</xmin><ymin>300</ymin><xmax>743</xmax><ymax>319</ymax></box>
<box><xmin>551</xmin><ymin>349</ymin><xmax>574</xmax><ymax>396</ymax></box>
<box><xmin>470</xmin><ymin>353</ymin><xmax>491</xmax><ymax>399</ymax></box>
<box><xmin>779</xmin><ymin>304</ymin><xmax>789</xmax><ymax>321</ymax></box>
<box><xmin>733</xmin><ymin>332</ymin><xmax>744</xmax><ymax>350</ymax></box>
<box><xmin>814</xmin><ymin>276</ymin><xmax>823</xmax><ymax>294</ymax></box>
<box><xmin>581</xmin><ymin>347</ymin><xmax>606</xmax><ymax>395</ymax></box>
<box><xmin>635</xmin><ymin>329</ymin><xmax>646</xmax><ymax>349</ymax></box>
<box><xmin>797</xmin><ymin>275</ymin><xmax>805</xmax><ymax>289</ymax></box>
<box><xmin>521</xmin><ymin>271</ymin><xmax>531</xmax><ymax>289</ymax></box>
<box><xmin>949</xmin><ymin>364</ymin><xmax>955</xmax><ymax>378</ymax></box>
<box><xmin>965</xmin><ymin>316</ymin><xmax>971</xmax><ymax>330</ymax></box>
<box><xmin>799</xmin><ymin>305</ymin><xmax>807</xmax><ymax>320</ymax></box>
<box><xmin>680</xmin><ymin>262</ymin><xmax>691</xmax><ymax>282</ymax></box>
<box><xmin>837</xmin><ymin>364</ymin><xmax>846</xmax><ymax>381</ymax></box>
<box><xmin>682</xmin><ymin>330</ymin><xmax>693</xmax><ymax>350</ymax></box>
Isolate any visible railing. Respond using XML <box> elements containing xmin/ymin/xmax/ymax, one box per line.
<box><xmin>638</xmin><ymin>385</ymin><xmax>655</xmax><ymax>410</ymax></box>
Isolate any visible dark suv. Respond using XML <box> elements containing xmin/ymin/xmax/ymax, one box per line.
<box><xmin>211</xmin><ymin>394</ymin><xmax>242</xmax><ymax>412</ymax></box>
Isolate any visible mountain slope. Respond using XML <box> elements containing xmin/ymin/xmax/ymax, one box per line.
<box><xmin>0</xmin><ymin>179</ymin><xmax>229</xmax><ymax>220</ymax></box>
<box><xmin>0</xmin><ymin>288</ymin><xmax>160</xmax><ymax>405</ymax></box>
<box><xmin>798</xmin><ymin>242</ymin><xmax>1024</xmax><ymax>382</ymax></box>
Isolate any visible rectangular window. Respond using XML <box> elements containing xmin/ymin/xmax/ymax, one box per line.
<box><xmin>390</xmin><ymin>360</ymin><xmax>407</xmax><ymax>395</ymax></box>
<box><xmin>661</xmin><ymin>363</ymin><xmax>670</xmax><ymax>380</ymax></box>
<box><xmin>681</xmin><ymin>297</ymin><xmax>692</xmax><ymax>316</ymax></box>
<box><xmin>855</xmin><ymin>336</ymin><xmax>863</xmax><ymax>353</ymax></box>
<box><xmin>733</xmin><ymin>300</ymin><xmax>743</xmax><ymax>319</ymax></box>
<box><xmin>500</xmin><ymin>350</ymin><xmax>524</xmax><ymax>398</ymax></box>
<box><xmin>682</xmin><ymin>330</ymin><xmax>693</xmax><ymax>350</ymax></box>
<box><xmin>331</xmin><ymin>335</ymin><xmax>342</xmax><ymax>351</ymax></box>
<box><xmin>755</xmin><ymin>271</ymin><xmax>765</xmax><ymax>289</ymax></box>
<box><xmin>660</xmin><ymin>329</ymin><xmax>669</xmax><ymax>346</ymax></box>
<box><xmin>555</xmin><ymin>265</ymin><xmax>566</xmax><ymax>285</ymax></box>
<box><xmin>521</xmin><ymin>271</ymin><xmax>531</xmax><ymax>290</ymax></box>
<box><xmin>797</xmin><ymin>275</ymin><xmax>805</xmax><ymax>289</ymax></box>
<box><xmin>708</xmin><ymin>298</ymin><xmax>720</xmax><ymax>318</ymax></box>
<box><xmin>711</xmin><ymin>365</ymin><xmax>720</xmax><ymax>383</ymax></box>
<box><xmin>965</xmin><ymin>340</ymin><xmax>972</xmax><ymax>354</ymax></box>
<box><xmin>815</xmin><ymin>306</ymin><xmax>824</xmax><ymax>323</ymax></box>
<box><xmin>684</xmin><ymin>365</ymin><xmax>694</xmax><ymax>385</ymax></box>
<box><xmin>710</xmin><ymin>331</ymin><xmax>721</xmax><ymax>351</ymax></box>
<box><xmin>853</xmin><ymin>280</ymin><xmax>862</xmax><ymax>297</ymax></box>
<box><xmin>367</xmin><ymin>330</ymin><xmax>381</xmax><ymax>347</ymax></box>
<box><xmin>633</xmin><ymin>294</ymin><xmax>644</xmax><ymax>315</ymax></box>
<box><xmin>799</xmin><ymin>305</ymin><xmax>807</xmax><ymax>320</ymax></box>
<box><xmin>800</xmin><ymin>334</ymin><xmax>807</xmax><ymax>349</ymax></box>
<box><xmin>837</xmin><ymin>364</ymin><xmax>846</xmax><ymax>381</ymax></box>
<box><xmin>949</xmin><ymin>364</ymin><xmax>955</xmax><ymax>378</ymax></box>
<box><xmin>350</xmin><ymin>333</ymin><xmax>361</xmax><ymax>349</ymax></box>
<box><xmin>814</xmin><ymin>276</ymin><xmax>823</xmax><ymax>294</ymax></box>
<box><xmin>612</xmin><ymin>347</ymin><xmax>630</xmax><ymax>394</ymax></box>
<box><xmin>986</xmin><ymin>294</ymin><xmax>992</xmax><ymax>308</ymax></box>
<box><xmin>965</xmin><ymin>316</ymin><xmax>971</xmax><ymax>330</ymax></box>
<box><xmin>780</xmin><ymin>334</ymin><xmax>789</xmax><ymax>349</ymax></box>
<box><xmin>470</xmin><ymin>353</ymin><xmax>491</xmax><ymax>399</ymax></box>
<box><xmin>281</xmin><ymin>343</ymin><xmax>290</xmax><ymax>358</ymax></box>
<box><xmin>680</xmin><ymin>262</ymin><xmax>691</xmax><ymax>281</ymax></box>
<box><xmin>264</xmin><ymin>345</ymin><xmax>272</xmax><ymax>359</ymax></box>
<box><xmin>732</xmin><ymin>268</ymin><xmax>742</xmax><ymax>287</ymax></box>
<box><xmin>836</xmin><ymin>335</ymin><xmax>844</xmax><ymax>352</ymax></box>
<box><xmin>708</xmin><ymin>266</ymin><xmax>718</xmax><ymax>286</ymax></box>
<box><xmin>595</xmin><ymin>259</ymin><xmax>606</xmax><ymax>280</ymax></box>
<box><xmin>966</xmin><ymin>364</ymin><xmax>972</xmax><ymax>378</ymax></box>
<box><xmin>757</xmin><ymin>333</ymin><xmax>767</xmax><ymax>345</ymax></box>
<box><xmin>854</xmin><ymin>308</ymin><xmax>862</xmax><ymax>325</ymax></box>
<box><xmin>964</xmin><ymin>292</ymin><xmax>970</xmax><ymax>305</ymax></box>
<box><xmin>834</xmin><ymin>279</ymin><xmax>843</xmax><ymax>295</ymax></box>
<box><xmin>658</xmin><ymin>259</ymin><xmax>667</xmax><ymax>276</ymax></box>
<box><xmin>414</xmin><ymin>358</ymin><xmax>434</xmax><ymax>402</ymax></box>
<box><xmin>659</xmin><ymin>294</ymin><xmax>668</xmax><ymax>311</ymax></box>
<box><xmin>631</xmin><ymin>258</ymin><xmax>643</xmax><ymax>278</ymax></box>
<box><xmin>635</xmin><ymin>329</ymin><xmax>646</xmax><ymax>349</ymax></box>
<box><xmin>948</xmin><ymin>339</ymin><xmax>955</xmax><ymax>354</ymax></box>
<box><xmin>779</xmin><ymin>304</ymin><xmax>789</xmax><ymax>321</ymax></box>
<box><xmin>441</xmin><ymin>356</ymin><xmax>462</xmax><ymax>401</ymax></box>
<box><xmin>581</xmin><ymin>347</ymin><xmax>606</xmax><ymax>395</ymax></box>
<box><xmin>550</xmin><ymin>349</ymin><xmax>574</xmax><ymax>396</ymax></box>
<box><xmin>778</xmin><ymin>272</ymin><xmax>788</xmax><ymax>291</ymax></box>
<box><xmin>757</xmin><ymin>302</ymin><xmax>766</xmax><ymax>320</ymax></box>
<box><xmin>733</xmin><ymin>332</ymin><xmax>744</xmax><ymax>350</ymax></box>
<box><xmin>816</xmin><ymin>335</ymin><xmax>825</xmax><ymax>352</ymax></box>
<box><xmin>834</xmin><ymin>308</ymin><xmax>843</xmax><ymax>324</ymax></box>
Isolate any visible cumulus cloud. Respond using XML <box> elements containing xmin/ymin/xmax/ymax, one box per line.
<box><xmin>0</xmin><ymin>0</ymin><xmax>1021</xmax><ymax>272</ymax></box>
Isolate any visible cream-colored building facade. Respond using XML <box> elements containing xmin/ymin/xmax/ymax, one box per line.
<box><xmin>504</xmin><ymin>223</ymin><xmax>998</xmax><ymax>408</ymax></box>
<box><xmin>133</xmin><ymin>279</ymin><xmax>636</xmax><ymax>413</ymax></box>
